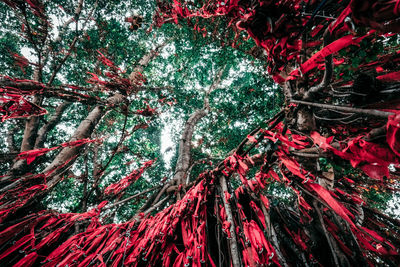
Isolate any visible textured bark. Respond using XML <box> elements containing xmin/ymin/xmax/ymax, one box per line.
<box><xmin>20</xmin><ymin>96</ymin><xmax>43</xmax><ymax>152</ymax></box>
<box><xmin>140</xmin><ymin>67</ymin><xmax>225</xmax><ymax>212</ymax></box>
<box><xmin>296</xmin><ymin>107</ymin><xmax>316</xmax><ymax>132</ymax></box>
<box><xmin>0</xmin><ymin>152</ymin><xmax>19</xmax><ymax>163</ymax></box>
<box><xmin>6</xmin><ymin>126</ymin><xmax>19</xmax><ymax>154</ymax></box>
<box><xmin>173</xmin><ymin>108</ymin><xmax>209</xmax><ymax>185</ymax></box>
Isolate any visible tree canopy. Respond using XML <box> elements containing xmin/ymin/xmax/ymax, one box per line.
<box><xmin>0</xmin><ymin>0</ymin><xmax>400</xmax><ymax>266</ymax></box>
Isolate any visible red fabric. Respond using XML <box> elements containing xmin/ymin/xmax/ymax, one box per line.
<box><xmin>311</xmin><ymin>131</ymin><xmax>399</xmax><ymax>180</ymax></box>
<box><xmin>13</xmin><ymin>252</ymin><xmax>38</xmax><ymax>267</ymax></box>
<box><xmin>16</xmin><ymin>138</ymin><xmax>97</xmax><ymax>164</ymax></box>
<box><xmin>289</xmin><ymin>34</ymin><xmax>367</xmax><ymax>79</ymax></box>
<box><xmin>377</xmin><ymin>71</ymin><xmax>400</xmax><ymax>82</ymax></box>
<box><xmin>0</xmin><ymin>93</ymin><xmax>47</xmax><ymax>122</ymax></box>
<box><xmin>307</xmin><ymin>183</ymin><xmax>356</xmax><ymax>228</ymax></box>
<box><xmin>104</xmin><ymin>160</ymin><xmax>154</xmax><ymax>195</ymax></box>
<box><xmin>387</xmin><ymin>113</ymin><xmax>400</xmax><ymax>157</ymax></box>
<box><xmin>0</xmin><ymin>234</ymin><xmax>33</xmax><ymax>261</ymax></box>
<box><xmin>329</xmin><ymin>5</ymin><xmax>352</xmax><ymax>33</ymax></box>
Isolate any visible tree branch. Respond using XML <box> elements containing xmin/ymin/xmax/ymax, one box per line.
<box><xmin>313</xmin><ymin>200</ymin><xmax>341</xmax><ymax>267</ymax></box>
<box><xmin>291</xmin><ymin>99</ymin><xmax>394</xmax><ymax>118</ymax></box>
<box><xmin>303</xmin><ymin>29</ymin><xmax>333</xmax><ymax>100</ymax></box>
<box><xmin>105</xmin><ymin>185</ymin><xmax>161</xmax><ymax>210</ymax></box>
<box><xmin>129</xmin><ymin>40</ymin><xmax>170</xmax><ymax>83</ymax></box>
<box><xmin>219</xmin><ymin>175</ymin><xmax>241</xmax><ymax>267</ymax></box>
<box><xmin>34</xmin><ymin>101</ymin><xmax>71</xmax><ymax>149</ymax></box>
<box><xmin>6</xmin><ymin>125</ymin><xmax>19</xmax><ymax>154</ymax></box>
<box><xmin>170</xmin><ymin>66</ymin><xmax>226</xmax><ymax>186</ymax></box>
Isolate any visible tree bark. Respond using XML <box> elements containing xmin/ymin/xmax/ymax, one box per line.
<box><xmin>174</xmin><ymin>108</ymin><xmax>209</xmax><ymax>185</ymax></box>
<box><xmin>303</xmin><ymin>29</ymin><xmax>333</xmax><ymax>100</ymax></box>
<box><xmin>6</xmin><ymin>125</ymin><xmax>19</xmax><ymax>154</ymax></box>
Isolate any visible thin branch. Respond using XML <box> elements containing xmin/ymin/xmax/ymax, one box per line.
<box><xmin>34</xmin><ymin>101</ymin><xmax>71</xmax><ymax>149</ymax></box>
<box><xmin>104</xmin><ymin>185</ymin><xmax>161</xmax><ymax>210</ymax></box>
<box><xmin>47</xmin><ymin>0</ymin><xmax>97</xmax><ymax>85</ymax></box>
<box><xmin>291</xmin><ymin>100</ymin><xmax>394</xmax><ymax>118</ymax></box>
<box><xmin>96</xmin><ymin>107</ymin><xmax>129</xmax><ymax>179</ymax></box>
<box><xmin>313</xmin><ymin>200</ymin><xmax>340</xmax><ymax>267</ymax></box>
<box><xmin>219</xmin><ymin>176</ymin><xmax>241</xmax><ymax>267</ymax></box>
<box><xmin>131</xmin><ymin>196</ymin><xmax>169</xmax><ymax>222</ymax></box>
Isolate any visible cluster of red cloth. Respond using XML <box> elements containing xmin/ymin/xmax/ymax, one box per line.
<box><xmin>104</xmin><ymin>160</ymin><xmax>154</xmax><ymax>195</ymax></box>
<box><xmin>0</xmin><ymin>93</ymin><xmax>47</xmax><ymax>122</ymax></box>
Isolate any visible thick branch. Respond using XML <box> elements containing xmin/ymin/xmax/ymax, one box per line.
<box><xmin>173</xmin><ymin>108</ymin><xmax>208</xmax><ymax>185</ymax></box>
<box><xmin>6</xmin><ymin>126</ymin><xmax>19</xmax><ymax>154</ymax></box>
<box><xmin>9</xmin><ymin>96</ymin><xmax>43</xmax><ymax>175</ymax></box>
<box><xmin>20</xmin><ymin>96</ymin><xmax>43</xmax><ymax>152</ymax></box>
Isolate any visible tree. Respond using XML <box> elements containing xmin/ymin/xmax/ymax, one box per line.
<box><xmin>0</xmin><ymin>0</ymin><xmax>399</xmax><ymax>266</ymax></box>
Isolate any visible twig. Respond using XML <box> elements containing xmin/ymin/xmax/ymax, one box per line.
<box><xmin>291</xmin><ymin>100</ymin><xmax>394</xmax><ymax>118</ymax></box>
<box><xmin>313</xmin><ymin>200</ymin><xmax>340</xmax><ymax>267</ymax></box>
<box><xmin>104</xmin><ymin>185</ymin><xmax>161</xmax><ymax>210</ymax></box>
<box><xmin>131</xmin><ymin>196</ymin><xmax>169</xmax><ymax>222</ymax></box>
<box><xmin>260</xmin><ymin>201</ymin><xmax>289</xmax><ymax>266</ymax></box>
<box><xmin>219</xmin><ymin>176</ymin><xmax>241</xmax><ymax>267</ymax></box>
